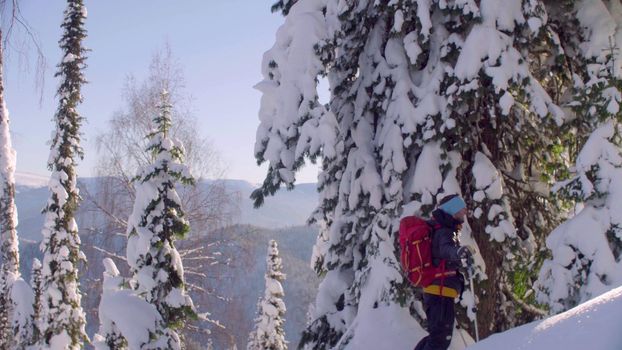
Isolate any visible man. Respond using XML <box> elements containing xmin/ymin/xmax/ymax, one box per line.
<box><xmin>414</xmin><ymin>194</ymin><xmax>474</xmax><ymax>350</ymax></box>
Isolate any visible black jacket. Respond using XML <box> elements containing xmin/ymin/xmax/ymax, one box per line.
<box><xmin>429</xmin><ymin>209</ymin><xmax>465</xmax><ymax>294</ymax></box>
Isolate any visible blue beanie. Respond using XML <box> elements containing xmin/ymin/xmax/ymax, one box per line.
<box><xmin>439</xmin><ymin>196</ymin><xmax>466</xmax><ymax>216</ymax></box>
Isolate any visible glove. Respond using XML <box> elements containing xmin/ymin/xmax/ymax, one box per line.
<box><xmin>457</xmin><ymin>246</ymin><xmax>474</xmax><ymax>267</ymax></box>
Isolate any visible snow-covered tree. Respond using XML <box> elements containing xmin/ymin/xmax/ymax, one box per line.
<box><xmin>85</xmin><ymin>47</ymin><xmax>231</xmax><ymax>345</ymax></box>
<box><xmin>93</xmin><ymin>258</ymin><xmax>164</xmax><ymax>350</ymax></box>
<box><xmin>255</xmin><ymin>0</ymin><xmax>577</xmax><ymax>346</ymax></box>
<box><xmin>28</xmin><ymin>258</ymin><xmax>43</xmax><ymax>347</ymax></box>
<box><xmin>246</xmin><ymin>298</ymin><xmax>261</xmax><ymax>350</ymax></box>
<box><xmin>536</xmin><ymin>1</ymin><xmax>622</xmax><ymax>314</ymax></box>
<box><xmin>38</xmin><ymin>0</ymin><xmax>89</xmax><ymax>347</ymax></box>
<box><xmin>429</xmin><ymin>0</ymin><xmax>573</xmax><ymax>332</ymax></box>
<box><xmin>10</xmin><ymin>278</ymin><xmax>34</xmax><ymax>349</ymax></box>
<box><xmin>94</xmin><ymin>258</ymin><xmax>129</xmax><ymax>350</ymax></box>
<box><xmin>0</xmin><ymin>28</ymin><xmax>20</xmax><ymax>350</ymax></box>
<box><xmin>270</xmin><ymin>0</ymin><xmax>296</xmax><ymax>15</ymax></box>
<box><xmin>248</xmin><ymin>240</ymin><xmax>287</xmax><ymax>350</ymax></box>
<box><xmin>126</xmin><ymin>90</ymin><xmax>197</xmax><ymax>349</ymax></box>
<box><xmin>0</xmin><ymin>279</ymin><xmax>12</xmax><ymax>346</ymax></box>
<box><xmin>91</xmin><ymin>46</ymin><xmax>233</xmax><ymax>238</ymax></box>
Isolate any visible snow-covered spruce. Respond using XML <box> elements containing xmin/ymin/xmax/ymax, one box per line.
<box><xmin>125</xmin><ymin>90</ymin><xmax>197</xmax><ymax>349</ymax></box>
<box><xmin>251</xmin><ymin>0</ymin><xmax>334</xmax><ymax>208</ymax></box>
<box><xmin>38</xmin><ymin>0</ymin><xmax>89</xmax><ymax>348</ymax></box>
<box><xmin>247</xmin><ymin>298</ymin><xmax>261</xmax><ymax>350</ymax></box>
<box><xmin>248</xmin><ymin>240</ymin><xmax>287</xmax><ymax>350</ymax></box>
<box><xmin>0</xmin><ymin>29</ymin><xmax>21</xmax><ymax>350</ymax></box>
<box><xmin>28</xmin><ymin>258</ymin><xmax>43</xmax><ymax>347</ymax></box>
<box><xmin>10</xmin><ymin>277</ymin><xmax>34</xmax><ymax>349</ymax></box>
<box><xmin>94</xmin><ymin>258</ymin><xmax>128</xmax><ymax>349</ymax></box>
<box><xmin>536</xmin><ymin>2</ymin><xmax>622</xmax><ymax>314</ymax></box>
<box><xmin>270</xmin><ymin>0</ymin><xmax>296</xmax><ymax>15</ymax></box>
<box><xmin>256</xmin><ymin>0</ymin><xmax>582</xmax><ymax>347</ymax></box>
<box><xmin>93</xmin><ymin>258</ymin><xmax>164</xmax><ymax>350</ymax></box>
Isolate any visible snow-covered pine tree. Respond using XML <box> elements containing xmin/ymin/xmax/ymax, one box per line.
<box><xmin>29</xmin><ymin>258</ymin><xmax>43</xmax><ymax>347</ymax></box>
<box><xmin>248</xmin><ymin>240</ymin><xmax>287</xmax><ymax>350</ymax></box>
<box><xmin>270</xmin><ymin>0</ymin><xmax>296</xmax><ymax>15</ymax></box>
<box><xmin>94</xmin><ymin>257</ymin><xmax>165</xmax><ymax>350</ymax></box>
<box><xmin>536</xmin><ymin>1</ymin><xmax>622</xmax><ymax>314</ymax></box>
<box><xmin>126</xmin><ymin>90</ymin><xmax>197</xmax><ymax>349</ymax></box>
<box><xmin>10</xmin><ymin>278</ymin><xmax>34</xmax><ymax>349</ymax></box>
<box><xmin>94</xmin><ymin>258</ymin><xmax>129</xmax><ymax>350</ymax></box>
<box><xmin>38</xmin><ymin>0</ymin><xmax>89</xmax><ymax>347</ymax></box>
<box><xmin>246</xmin><ymin>298</ymin><xmax>261</xmax><ymax>350</ymax></box>
<box><xmin>0</xmin><ymin>281</ymin><xmax>12</xmax><ymax>345</ymax></box>
<box><xmin>429</xmin><ymin>0</ymin><xmax>574</xmax><ymax>333</ymax></box>
<box><xmin>0</xmin><ymin>28</ymin><xmax>20</xmax><ymax>350</ymax></box>
<box><xmin>256</xmin><ymin>0</ymin><xmax>577</xmax><ymax>346</ymax></box>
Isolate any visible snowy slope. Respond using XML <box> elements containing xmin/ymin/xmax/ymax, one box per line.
<box><xmin>343</xmin><ymin>304</ymin><xmax>474</xmax><ymax>350</ymax></box>
<box><xmin>469</xmin><ymin>286</ymin><xmax>622</xmax><ymax>350</ymax></box>
<box><xmin>350</xmin><ymin>287</ymin><xmax>622</xmax><ymax>350</ymax></box>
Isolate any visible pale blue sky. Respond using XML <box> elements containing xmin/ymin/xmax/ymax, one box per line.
<box><xmin>4</xmin><ymin>1</ymin><xmax>319</xmax><ymax>184</ymax></box>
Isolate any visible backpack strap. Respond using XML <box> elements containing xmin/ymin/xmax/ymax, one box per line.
<box><xmin>400</xmin><ymin>239</ymin><xmax>410</xmax><ymax>272</ymax></box>
<box><xmin>428</xmin><ymin>220</ymin><xmax>443</xmax><ymax>267</ymax></box>
<box><xmin>427</xmin><ymin>219</ymin><xmax>441</xmax><ymax>230</ymax></box>
<box><xmin>429</xmin><ymin>220</ymin><xmax>456</xmax><ymax>296</ymax></box>
<box><xmin>438</xmin><ymin>259</ymin><xmax>447</xmax><ymax>297</ymax></box>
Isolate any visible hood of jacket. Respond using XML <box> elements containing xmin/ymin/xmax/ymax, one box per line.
<box><xmin>432</xmin><ymin>208</ymin><xmax>463</xmax><ymax>232</ymax></box>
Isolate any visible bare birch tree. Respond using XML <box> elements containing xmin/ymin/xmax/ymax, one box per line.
<box><xmin>86</xmin><ymin>44</ymin><xmax>236</xmax><ymax>238</ymax></box>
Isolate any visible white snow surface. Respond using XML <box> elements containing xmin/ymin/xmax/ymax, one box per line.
<box><xmin>576</xmin><ymin>0</ymin><xmax>622</xmax><ymax>76</ymax></box>
<box><xmin>97</xmin><ymin>289</ymin><xmax>162</xmax><ymax>349</ymax></box>
<box><xmin>341</xmin><ymin>303</ymin><xmax>474</xmax><ymax>350</ymax></box>
<box><xmin>468</xmin><ymin>286</ymin><xmax>622</xmax><ymax>350</ymax></box>
<box><xmin>410</xmin><ymin>142</ymin><xmax>443</xmax><ymax>209</ymax></box>
<box><xmin>343</xmin><ymin>287</ymin><xmax>622</xmax><ymax>350</ymax></box>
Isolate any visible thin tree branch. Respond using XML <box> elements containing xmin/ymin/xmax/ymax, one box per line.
<box><xmin>81</xmin><ymin>184</ymin><xmax>128</xmax><ymax>228</ymax></box>
<box><xmin>92</xmin><ymin>245</ymin><xmax>127</xmax><ymax>262</ymax></box>
<box><xmin>502</xmin><ymin>284</ymin><xmax>548</xmax><ymax>317</ymax></box>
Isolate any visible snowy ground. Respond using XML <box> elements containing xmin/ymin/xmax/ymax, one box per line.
<box><xmin>349</xmin><ymin>286</ymin><xmax>622</xmax><ymax>350</ymax></box>
<box><xmin>468</xmin><ymin>286</ymin><xmax>622</xmax><ymax>350</ymax></box>
<box><xmin>342</xmin><ymin>304</ymin><xmax>475</xmax><ymax>350</ymax></box>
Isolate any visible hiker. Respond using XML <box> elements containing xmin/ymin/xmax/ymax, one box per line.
<box><xmin>414</xmin><ymin>194</ymin><xmax>474</xmax><ymax>350</ymax></box>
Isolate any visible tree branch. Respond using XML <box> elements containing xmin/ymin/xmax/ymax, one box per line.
<box><xmin>502</xmin><ymin>284</ymin><xmax>548</xmax><ymax>317</ymax></box>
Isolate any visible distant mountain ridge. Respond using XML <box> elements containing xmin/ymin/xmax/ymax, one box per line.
<box><xmin>15</xmin><ymin>172</ymin><xmax>49</xmax><ymax>188</ymax></box>
<box><xmin>13</xmin><ymin>172</ymin><xmax>319</xmax><ymax>241</ymax></box>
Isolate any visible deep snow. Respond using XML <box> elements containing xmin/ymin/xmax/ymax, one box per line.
<box><xmin>468</xmin><ymin>286</ymin><xmax>622</xmax><ymax>350</ymax></box>
<box><xmin>348</xmin><ymin>286</ymin><xmax>622</xmax><ymax>350</ymax></box>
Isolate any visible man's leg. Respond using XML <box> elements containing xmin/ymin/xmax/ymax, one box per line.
<box><xmin>413</xmin><ymin>335</ymin><xmax>428</xmax><ymax>350</ymax></box>
<box><xmin>422</xmin><ymin>294</ymin><xmax>454</xmax><ymax>350</ymax></box>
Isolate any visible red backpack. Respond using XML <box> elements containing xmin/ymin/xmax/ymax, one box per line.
<box><xmin>399</xmin><ymin>216</ymin><xmax>450</xmax><ymax>287</ymax></box>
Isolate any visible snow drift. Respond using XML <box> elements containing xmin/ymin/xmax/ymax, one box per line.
<box><xmin>469</xmin><ymin>286</ymin><xmax>622</xmax><ymax>350</ymax></box>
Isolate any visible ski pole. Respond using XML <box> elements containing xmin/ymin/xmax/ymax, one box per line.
<box><xmin>468</xmin><ymin>267</ymin><xmax>480</xmax><ymax>342</ymax></box>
